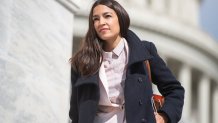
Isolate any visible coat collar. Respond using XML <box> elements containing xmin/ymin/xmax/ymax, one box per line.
<box><xmin>125</xmin><ymin>30</ymin><xmax>152</xmax><ymax>66</ymax></box>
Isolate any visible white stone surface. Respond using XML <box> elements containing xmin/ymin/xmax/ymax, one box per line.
<box><xmin>198</xmin><ymin>76</ymin><xmax>210</xmax><ymax>123</ymax></box>
<box><xmin>178</xmin><ymin>65</ymin><xmax>192</xmax><ymax>120</ymax></box>
<box><xmin>213</xmin><ymin>88</ymin><xmax>218</xmax><ymax>123</ymax></box>
<box><xmin>0</xmin><ymin>0</ymin><xmax>74</xmax><ymax>122</ymax></box>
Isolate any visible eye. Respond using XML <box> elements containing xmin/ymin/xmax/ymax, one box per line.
<box><xmin>92</xmin><ymin>17</ymin><xmax>99</xmax><ymax>22</ymax></box>
<box><xmin>105</xmin><ymin>14</ymin><xmax>112</xmax><ymax>18</ymax></box>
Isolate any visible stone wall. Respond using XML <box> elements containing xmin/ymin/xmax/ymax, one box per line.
<box><xmin>0</xmin><ymin>0</ymin><xmax>74</xmax><ymax>122</ymax></box>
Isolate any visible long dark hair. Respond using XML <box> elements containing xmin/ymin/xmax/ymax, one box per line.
<box><xmin>70</xmin><ymin>0</ymin><xmax>130</xmax><ymax>76</ymax></box>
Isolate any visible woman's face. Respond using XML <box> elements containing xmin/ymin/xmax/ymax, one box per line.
<box><xmin>93</xmin><ymin>5</ymin><xmax>121</xmax><ymax>42</ymax></box>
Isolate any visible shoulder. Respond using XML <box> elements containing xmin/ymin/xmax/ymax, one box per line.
<box><xmin>126</xmin><ymin>30</ymin><xmax>158</xmax><ymax>56</ymax></box>
<box><xmin>141</xmin><ymin>40</ymin><xmax>158</xmax><ymax>54</ymax></box>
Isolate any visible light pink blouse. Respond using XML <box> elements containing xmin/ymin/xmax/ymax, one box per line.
<box><xmin>94</xmin><ymin>38</ymin><xmax>129</xmax><ymax>123</ymax></box>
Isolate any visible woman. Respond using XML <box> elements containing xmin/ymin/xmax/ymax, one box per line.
<box><xmin>69</xmin><ymin>0</ymin><xmax>184</xmax><ymax>123</ymax></box>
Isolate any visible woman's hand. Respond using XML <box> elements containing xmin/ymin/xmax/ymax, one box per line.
<box><xmin>154</xmin><ymin>112</ymin><xmax>168</xmax><ymax>123</ymax></box>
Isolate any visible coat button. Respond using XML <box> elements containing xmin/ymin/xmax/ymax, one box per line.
<box><xmin>141</xmin><ymin>118</ymin><xmax>147</xmax><ymax>122</ymax></box>
<box><xmin>139</xmin><ymin>99</ymin><xmax>143</xmax><ymax>105</ymax></box>
<box><xmin>138</xmin><ymin>77</ymin><xmax>143</xmax><ymax>83</ymax></box>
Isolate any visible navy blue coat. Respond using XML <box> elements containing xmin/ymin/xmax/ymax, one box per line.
<box><xmin>69</xmin><ymin>30</ymin><xmax>184</xmax><ymax>123</ymax></box>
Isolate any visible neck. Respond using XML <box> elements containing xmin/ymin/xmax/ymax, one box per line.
<box><xmin>103</xmin><ymin>36</ymin><xmax>122</xmax><ymax>52</ymax></box>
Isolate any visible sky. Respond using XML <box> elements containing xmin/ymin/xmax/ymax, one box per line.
<box><xmin>200</xmin><ymin>0</ymin><xmax>218</xmax><ymax>42</ymax></box>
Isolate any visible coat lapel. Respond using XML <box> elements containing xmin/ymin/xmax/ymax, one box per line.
<box><xmin>99</xmin><ymin>62</ymin><xmax>109</xmax><ymax>94</ymax></box>
<box><xmin>98</xmin><ymin>62</ymin><xmax>115</xmax><ymax>106</ymax></box>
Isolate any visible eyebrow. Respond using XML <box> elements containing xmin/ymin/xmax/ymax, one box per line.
<box><xmin>93</xmin><ymin>12</ymin><xmax>113</xmax><ymax>18</ymax></box>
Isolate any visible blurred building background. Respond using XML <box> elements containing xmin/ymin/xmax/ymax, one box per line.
<box><xmin>0</xmin><ymin>0</ymin><xmax>218</xmax><ymax>123</ymax></box>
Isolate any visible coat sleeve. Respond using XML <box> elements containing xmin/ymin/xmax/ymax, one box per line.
<box><xmin>69</xmin><ymin>68</ymin><xmax>79</xmax><ymax>123</ymax></box>
<box><xmin>148</xmin><ymin>42</ymin><xmax>185</xmax><ymax>123</ymax></box>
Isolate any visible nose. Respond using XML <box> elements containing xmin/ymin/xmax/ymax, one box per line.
<box><xmin>99</xmin><ymin>17</ymin><xmax>106</xmax><ymax>25</ymax></box>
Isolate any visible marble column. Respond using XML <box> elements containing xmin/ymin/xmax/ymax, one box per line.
<box><xmin>213</xmin><ymin>86</ymin><xmax>218</xmax><ymax>123</ymax></box>
<box><xmin>0</xmin><ymin>0</ymin><xmax>12</xmax><ymax>53</ymax></box>
<box><xmin>168</xmin><ymin>0</ymin><xmax>181</xmax><ymax>18</ymax></box>
<box><xmin>198</xmin><ymin>75</ymin><xmax>210</xmax><ymax>123</ymax></box>
<box><xmin>127</xmin><ymin>0</ymin><xmax>147</xmax><ymax>8</ymax></box>
<box><xmin>151</xmin><ymin>0</ymin><xmax>166</xmax><ymax>13</ymax></box>
<box><xmin>181</xmin><ymin>0</ymin><xmax>199</xmax><ymax>25</ymax></box>
<box><xmin>0</xmin><ymin>0</ymin><xmax>74</xmax><ymax>122</ymax></box>
<box><xmin>178</xmin><ymin>64</ymin><xmax>192</xmax><ymax>119</ymax></box>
